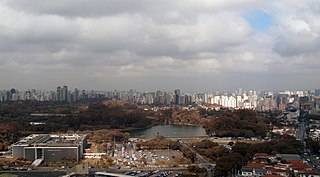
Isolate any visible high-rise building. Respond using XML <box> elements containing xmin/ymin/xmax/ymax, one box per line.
<box><xmin>174</xmin><ymin>89</ymin><xmax>180</xmax><ymax>95</ymax></box>
<box><xmin>174</xmin><ymin>89</ymin><xmax>180</xmax><ymax>105</ymax></box>
<box><xmin>62</xmin><ymin>86</ymin><xmax>68</xmax><ymax>102</ymax></box>
<box><xmin>74</xmin><ymin>88</ymin><xmax>80</xmax><ymax>102</ymax></box>
<box><xmin>56</xmin><ymin>86</ymin><xmax>62</xmax><ymax>102</ymax></box>
<box><xmin>228</xmin><ymin>96</ymin><xmax>237</xmax><ymax>108</ymax></box>
<box><xmin>238</xmin><ymin>88</ymin><xmax>243</xmax><ymax>96</ymax></box>
<box><xmin>56</xmin><ymin>86</ymin><xmax>69</xmax><ymax>102</ymax></box>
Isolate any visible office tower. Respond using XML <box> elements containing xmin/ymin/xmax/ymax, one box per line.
<box><xmin>228</xmin><ymin>96</ymin><xmax>237</xmax><ymax>108</ymax></box>
<box><xmin>155</xmin><ymin>90</ymin><xmax>162</xmax><ymax>104</ymax></box>
<box><xmin>174</xmin><ymin>89</ymin><xmax>180</xmax><ymax>95</ymax></box>
<box><xmin>238</xmin><ymin>88</ymin><xmax>243</xmax><ymax>96</ymax></box>
<box><xmin>174</xmin><ymin>89</ymin><xmax>180</xmax><ymax>105</ymax></box>
<box><xmin>56</xmin><ymin>86</ymin><xmax>69</xmax><ymax>102</ymax></box>
<box><xmin>180</xmin><ymin>95</ymin><xmax>186</xmax><ymax>105</ymax></box>
<box><xmin>74</xmin><ymin>88</ymin><xmax>80</xmax><ymax>102</ymax></box>
<box><xmin>56</xmin><ymin>86</ymin><xmax>62</xmax><ymax>101</ymax></box>
<box><xmin>213</xmin><ymin>96</ymin><xmax>220</xmax><ymax>105</ymax></box>
<box><xmin>236</xmin><ymin>95</ymin><xmax>242</xmax><ymax>108</ymax></box>
<box><xmin>61</xmin><ymin>86</ymin><xmax>68</xmax><ymax>102</ymax></box>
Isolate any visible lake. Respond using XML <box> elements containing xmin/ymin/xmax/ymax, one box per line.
<box><xmin>129</xmin><ymin>124</ymin><xmax>208</xmax><ymax>138</ymax></box>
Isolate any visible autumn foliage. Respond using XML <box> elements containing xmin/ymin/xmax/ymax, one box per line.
<box><xmin>0</xmin><ymin>122</ymin><xmax>18</xmax><ymax>150</ymax></box>
<box><xmin>204</xmin><ymin>110</ymin><xmax>268</xmax><ymax>138</ymax></box>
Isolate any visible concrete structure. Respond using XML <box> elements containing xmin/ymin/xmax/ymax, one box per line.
<box><xmin>12</xmin><ymin>134</ymin><xmax>87</xmax><ymax>163</ymax></box>
<box><xmin>95</xmin><ymin>172</ymin><xmax>132</xmax><ymax>177</ymax></box>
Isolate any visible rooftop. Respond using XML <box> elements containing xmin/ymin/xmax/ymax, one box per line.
<box><xmin>247</xmin><ymin>162</ymin><xmax>267</xmax><ymax>169</ymax></box>
<box><xmin>276</xmin><ymin>154</ymin><xmax>300</xmax><ymax>161</ymax></box>
<box><xmin>13</xmin><ymin>134</ymin><xmax>86</xmax><ymax>147</ymax></box>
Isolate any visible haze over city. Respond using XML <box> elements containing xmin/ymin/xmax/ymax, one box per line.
<box><xmin>1</xmin><ymin>0</ymin><xmax>320</xmax><ymax>92</ymax></box>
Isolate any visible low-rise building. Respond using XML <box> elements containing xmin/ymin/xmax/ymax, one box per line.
<box><xmin>12</xmin><ymin>134</ymin><xmax>87</xmax><ymax>163</ymax></box>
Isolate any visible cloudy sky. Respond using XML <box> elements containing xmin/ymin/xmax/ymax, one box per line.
<box><xmin>0</xmin><ymin>0</ymin><xmax>320</xmax><ymax>92</ymax></box>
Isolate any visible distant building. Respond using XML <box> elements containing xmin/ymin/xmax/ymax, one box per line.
<box><xmin>12</xmin><ymin>134</ymin><xmax>87</xmax><ymax>163</ymax></box>
<box><xmin>174</xmin><ymin>89</ymin><xmax>180</xmax><ymax>105</ymax></box>
<box><xmin>56</xmin><ymin>86</ymin><xmax>62</xmax><ymax>101</ymax></box>
<box><xmin>314</xmin><ymin>100</ymin><xmax>320</xmax><ymax>115</ymax></box>
<box><xmin>62</xmin><ymin>86</ymin><xmax>68</xmax><ymax>102</ymax></box>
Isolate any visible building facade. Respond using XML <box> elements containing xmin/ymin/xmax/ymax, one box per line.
<box><xmin>12</xmin><ymin>134</ymin><xmax>87</xmax><ymax>163</ymax></box>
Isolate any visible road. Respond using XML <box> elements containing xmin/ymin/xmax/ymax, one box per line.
<box><xmin>296</xmin><ymin>113</ymin><xmax>320</xmax><ymax>171</ymax></box>
<box><xmin>296</xmin><ymin>117</ymin><xmax>306</xmax><ymax>142</ymax></box>
<box><xmin>180</xmin><ymin>142</ymin><xmax>215</xmax><ymax>177</ymax></box>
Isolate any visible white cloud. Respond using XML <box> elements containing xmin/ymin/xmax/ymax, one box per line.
<box><xmin>0</xmin><ymin>0</ymin><xmax>319</xmax><ymax>91</ymax></box>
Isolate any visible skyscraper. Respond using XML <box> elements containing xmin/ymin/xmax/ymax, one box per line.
<box><xmin>56</xmin><ymin>86</ymin><xmax>68</xmax><ymax>102</ymax></box>
<box><xmin>56</xmin><ymin>86</ymin><xmax>62</xmax><ymax>101</ymax></box>
<box><xmin>174</xmin><ymin>89</ymin><xmax>180</xmax><ymax>105</ymax></box>
<box><xmin>315</xmin><ymin>89</ymin><xmax>320</xmax><ymax>96</ymax></box>
<box><xmin>238</xmin><ymin>88</ymin><xmax>243</xmax><ymax>96</ymax></box>
<box><xmin>74</xmin><ymin>88</ymin><xmax>80</xmax><ymax>102</ymax></box>
<box><xmin>62</xmin><ymin>86</ymin><xmax>68</xmax><ymax>102</ymax></box>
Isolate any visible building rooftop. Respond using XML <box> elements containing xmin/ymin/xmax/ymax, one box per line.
<box><xmin>247</xmin><ymin>162</ymin><xmax>266</xmax><ymax>169</ymax></box>
<box><xmin>276</xmin><ymin>154</ymin><xmax>300</xmax><ymax>161</ymax></box>
<box><xmin>13</xmin><ymin>134</ymin><xmax>86</xmax><ymax>147</ymax></box>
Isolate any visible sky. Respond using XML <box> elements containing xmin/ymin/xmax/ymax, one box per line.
<box><xmin>0</xmin><ymin>0</ymin><xmax>320</xmax><ymax>92</ymax></box>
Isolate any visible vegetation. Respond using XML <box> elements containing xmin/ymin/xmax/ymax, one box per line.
<box><xmin>191</xmin><ymin>139</ymin><xmax>229</xmax><ymax>163</ymax></box>
<box><xmin>205</xmin><ymin>146</ymin><xmax>229</xmax><ymax>161</ymax></box>
<box><xmin>305</xmin><ymin>138</ymin><xmax>320</xmax><ymax>155</ymax></box>
<box><xmin>204</xmin><ymin>110</ymin><xmax>268</xmax><ymax>138</ymax></box>
<box><xmin>136</xmin><ymin>135</ymin><xmax>180</xmax><ymax>150</ymax></box>
<box><xmin>89</xmin><ymin>130</ymin><xmax>130</xmax><ymax>144</ymax></box>
<box><xmin>82</xmin><ymin>155</ymin><xmax>115</xmax><ymax>168</ymax></box>
<box><xmin>170</xmin><ymin>109</ymin><xmax>203</xmax><ymax>125</ymax></box>
<box><xmin>0</xmin><ymin>100</ymin><xmax>152</xmax><ymax>131</ymax></box>
<box><xmin>187</xmin><ymin>165</ymin><xmax>207</xmax><ymax>176</ymax></box>
<box><xmin>213</xmin><ymin>137</ymin><xmax>303</xmax><ymax>177</ymax></box>
<box><xmin>68</xmin><ymin>101</ymin><xmax>153</xmax><ymax>130</ymax></box>
<box><xmin>0</xmin><ymin>100</ymin><xmax>154</xmax><ymax>150</ymax></box>
<box><xmin>0</xmin><ymin>122</ymin><xmax>19</xmax><ymax>150</ymax></box>
<box><xmin>180</xmin><ymin>146</ymin><xmax>197</xmax><ymax>163</ymax></box>
<box><xmin>0</xmin><ymin>99</ymin><xmax>308</xmax><ymax>174</ymax></box>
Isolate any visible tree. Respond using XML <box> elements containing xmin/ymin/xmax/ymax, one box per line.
<box><xmin>305</xmin><ymin>138</ymin><xmax>320</xmax><ymax>154</ymax></box>
<box><xmin>193</xmin><ymin>140</ymin><xmax>218</xmax><ymax>149</ymax></box>
<box><xmin>204</xmin><ymin>110</ymin><xmax>268</xmax><ymax>138</ymax></box>
<box><xmin>214</xmin><ymin>153</ymin><xmax>243</xmax><ymax>177</ymax></box>
<box><xmin>0</xmin><ymin>122</ymin><xmax>19</xmax><ymax>150</ymax></box>
<box><xmin>206</xmin><ymin>146</ymin><xmax>229</xmax><ymax>160</ymax></box>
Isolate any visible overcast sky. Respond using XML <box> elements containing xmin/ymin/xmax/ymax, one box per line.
<box><xmin>1</xmin><ymin>0</ymin><xmax>320</xmax><ymax>92</ymax></box>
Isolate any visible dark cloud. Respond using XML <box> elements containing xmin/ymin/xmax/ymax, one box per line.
<box><xmin>273</xmin><ymin>31</ymin><xmax>320</xmax><ymax>57</ymax></box>
<box><xmin>4</xmin><ymin>0</ymin><xmax>260</xmax><ymax>18</ymax></box>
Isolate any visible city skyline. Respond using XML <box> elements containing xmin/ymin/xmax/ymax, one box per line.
<box><xmin>1</xmin><ymin>1</ymin><xmax>320</xmax><ymax>91</ymax></box>
<box><xmin>1</xmin><ymin>85</ymin><xmax>320</xmax><ymax>94</ymax></box>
